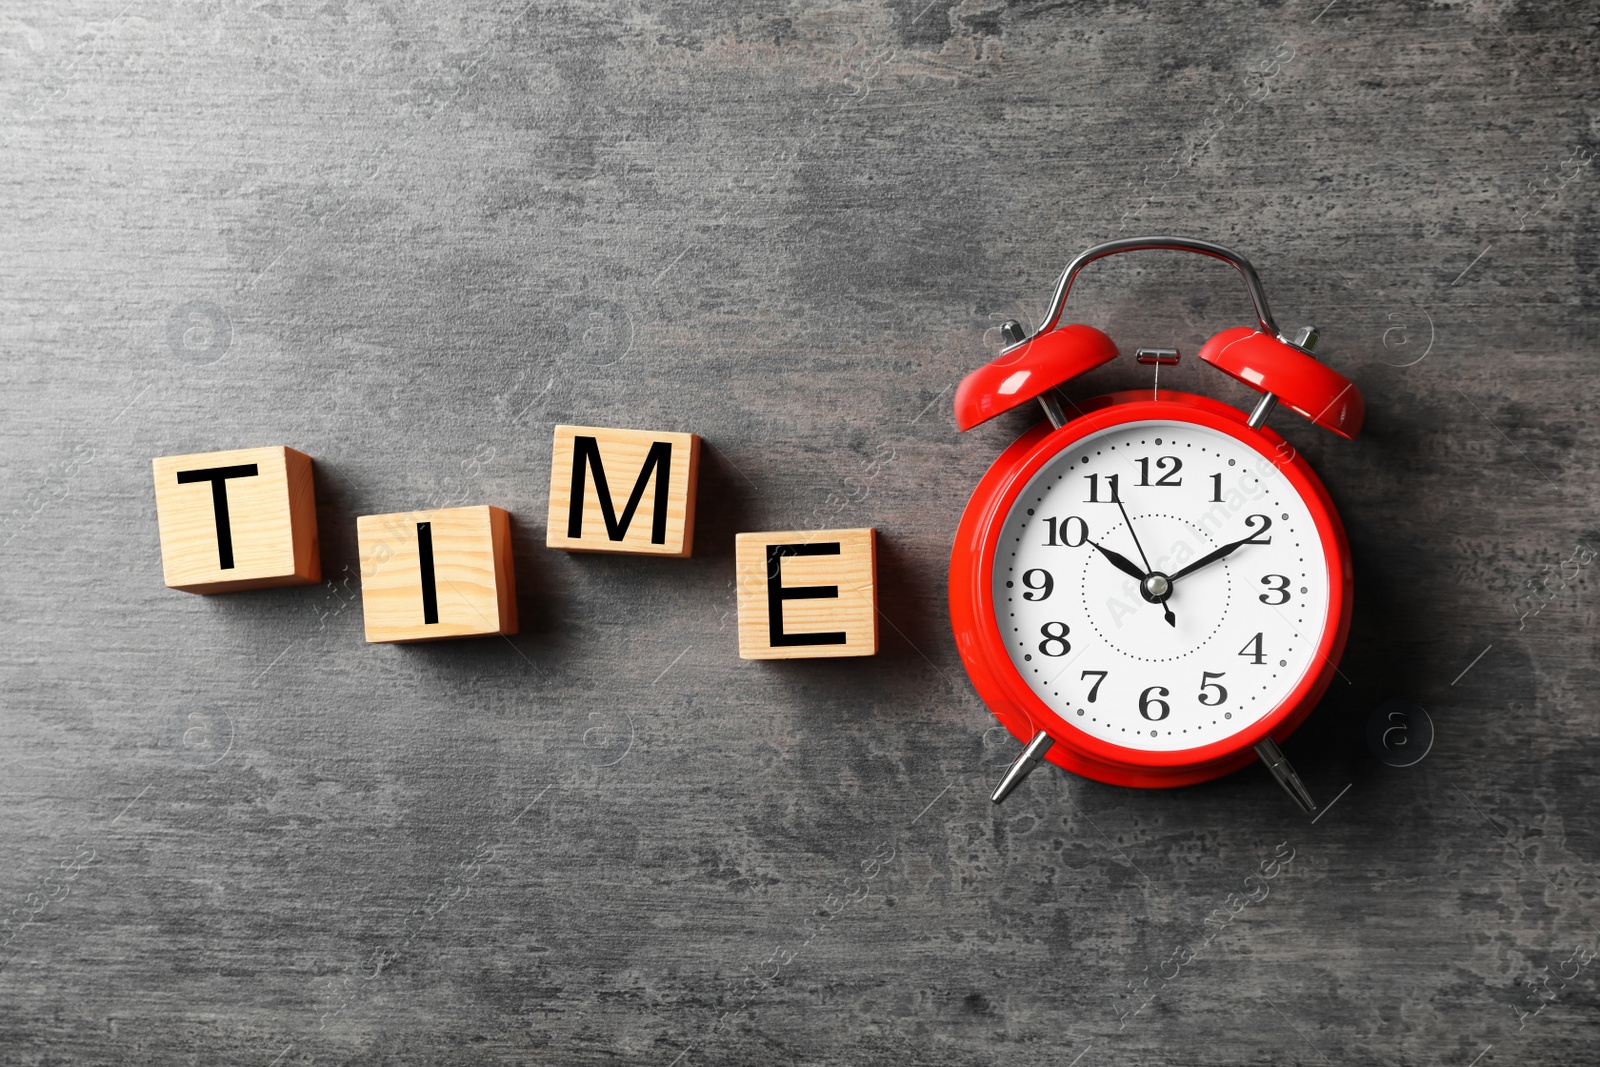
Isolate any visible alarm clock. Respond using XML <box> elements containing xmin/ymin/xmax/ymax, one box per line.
<box><xmin>949</xmin><ymin>237</ymin><xmax>1362</xmax><ymax>812</ymax></box>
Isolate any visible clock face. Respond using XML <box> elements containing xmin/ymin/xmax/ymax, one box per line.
<box><xmin>991</xmin><ymin>419</ymin><xmax>1331</xmax><ymax>753</ymax></box>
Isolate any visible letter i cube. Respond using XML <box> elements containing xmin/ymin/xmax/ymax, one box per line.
<box><xmin>356</xmin><ymin>505</ymin><xmax>517</xmax><ymax>643</ymax></box>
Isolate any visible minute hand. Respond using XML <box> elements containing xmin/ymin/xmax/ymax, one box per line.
<box><xmin>1168</xmin><ymin>534</ymin><xmax>1259</xmax><ymax>583</ymax></box>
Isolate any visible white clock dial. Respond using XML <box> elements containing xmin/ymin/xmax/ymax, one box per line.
<box><xmin>991</xmin><ymin>420</ymin><xmax>1331</xmax><ymax>752</ymax></box>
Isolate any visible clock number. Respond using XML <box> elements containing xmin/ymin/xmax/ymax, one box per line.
<box><xmin>1136</xmin><ymin>456</ymin><xmax>1183</xmax><ymax>487</ymax></box>
<box><xmin>1138</xmin><ymin>686</ymin><xmax>1171</xmax><ymax>721</ymax></box>
<box><xmin>1080</xmin><ymin>670</ymin><xmax>1107</xmax><ymax>703</ymax></box>
<box><xmin>1021</xmin><ymin>569</ymin><xmax>1054</xmax><ymax>601</ymax></box>
<box><xmin>1210</xmin><ymin>472</ymin><xmax>1223</xmax><ymax>502</ymax></box>
<box><xmin>1197</xmin><ymin>671</ymin><xmax>1228</xmax><ymax>706</ymax></box>
<box><xmin>1044</xmin><ymin>516</ymin><xmax>1089</xmax><ymax>548</ymax></box>
<box><xmin>1084</xmin><ymin>472</ymin><xmax>1121</xmax><ymax>503</ymax></box>
<box><xmin>1242</xmin><ymin>514</ymin><xmax>1273</xmax><ymax>544</ymax></box>
<box><xmin>1038</xmin><ymin>622</ymin><xmax>1071</xmax><ymax>657</ymax></box>
<box><xmin>1259</xmin><ymin>574</ymin><xmax>1291</xmax><ymax>605</ymax></box>
<box><xmin>1238</xmin><ymin>632</ymin><xmax>1265</xmax><ymax>665</ymax></box>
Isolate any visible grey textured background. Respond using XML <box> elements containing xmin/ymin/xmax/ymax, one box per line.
<box><xmin>3</xmin><ymin>1</ymin><xmax>1598</xmax><ymax>1063</ymax></box>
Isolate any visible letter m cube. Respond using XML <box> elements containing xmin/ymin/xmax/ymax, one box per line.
<box><xmin>545</xmin><ymin>425</ymin><xmax>700</xmax><ymax>557</ymax></box>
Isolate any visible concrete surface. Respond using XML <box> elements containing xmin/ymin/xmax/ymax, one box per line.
<box><xmin>2</xmin><ymin>1</ymin><xmax>1598</xmax><ymax>1063</ymax></box>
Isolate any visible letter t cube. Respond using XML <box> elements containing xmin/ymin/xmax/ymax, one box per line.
<box><xmin>151</xmin><ymin>446</ymin><xmax>320</xmax><ymax>593</ymax></box>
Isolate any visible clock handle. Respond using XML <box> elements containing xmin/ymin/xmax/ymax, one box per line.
<box><xmin>1254</xmin><ymin>737</ymin><xmax>1317</xmax><ymax>813</ymax></box>
<box><xmin>1020</xmin><ymin>235</ymin><xmax>1281</xmax><ymax>349</ymax></box>
<box><xmin>991</xmin><ymin>731</ymin><xmax>1055</xmax><ymax>804</ymax></box>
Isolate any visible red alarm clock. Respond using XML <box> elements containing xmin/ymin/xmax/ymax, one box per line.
<box><xmin>949</xmin><ymin>237</ymin><xmax>1362</xmax><ymax>812</ymax></box>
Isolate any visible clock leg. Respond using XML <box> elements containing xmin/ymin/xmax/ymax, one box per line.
<box><xmin>1037</xmin><ymin>393</ymin><xmax>1067</xmax><ymax>429</ymax></box>
<box><xmin>991</xmin><ymin>731</ymin><xmax>1056</xmax><ymax>804</ymax></box>
<box><xmin>1245</xmin><ymin>391</ymin><xmax>1278</xmax><ymax>429</ymax></box>
<box><xmin>1254</xmin><ymin>737</ymin><xmax>1317</xmax><ymax>813</ymax></box>
<box><xmin>1245</xmin><ymin>327</ymin><xmax>1318</xmax><ymax>429</ymax></box>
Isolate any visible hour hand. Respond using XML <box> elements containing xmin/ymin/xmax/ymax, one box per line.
<box><xmin>1087</xmin><ymin>540</ymin><xmax>1148</xmax><ymax>582</ymax></box>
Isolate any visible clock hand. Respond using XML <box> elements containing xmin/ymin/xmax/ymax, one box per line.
<box><xmin>1087</xmin><ymin>540</ymin><xmax>1177</xmax><ymax>629</ymax></box>
<box><xmin>1111</xmin><ymin>499</ymin><xmax>1177</xmax><ymax>628</ymax></box>
<box><xmin>1168</xmin><ymin>534</ymin><xmax>1254</xmax><ymax>583</ymax></box>
<box><xmin>1086</xmin><ymin>539</ymin><xmax>1147</xmax><ymax>582</ymax></box>
<box><xmin>1114</xmin><ymin>498</ymin><xmax>1155</xmax><ymax>573</ymax></box>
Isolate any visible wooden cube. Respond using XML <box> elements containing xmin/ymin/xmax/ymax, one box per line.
<box><xmin>356</xmin><ymin>505</ymin><xmax>517</xmax><ymax>643</ymax></box>
<box><xmin>546</xmin><ymin>425</ymin><xmax>700</xmax><ymax>557</ymax></box>
<box><xmin>152</xmin><ymin>446</ymin><xmax>319</xmax><ymax>594</ymax></box>
<box><xmin>735</xmin><ymin>528</ymin><xmax>877</xmax><ymax>660</ymax></box>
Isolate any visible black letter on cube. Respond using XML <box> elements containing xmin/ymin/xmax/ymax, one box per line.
<box><xmin>766</xmin><ymin>542</ymin><xmax>847</xmax><ymax>647</ymax></box>
<box><xmin>174</xmin><ymin>463</ymin><xmax>260</xmax><ymax>569</ymax></box>
<box><xmin>567</xmin><ymin>436</ymin><xmax>672</xmax><ymax>544</ymax></box>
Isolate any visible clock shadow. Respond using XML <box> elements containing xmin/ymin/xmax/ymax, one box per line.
<box><xmin>686</xmin><ymin>438</ymin><xmax>764</xmax><ymax>563</ymax></box>
<box><xmin>1279</xmin><ymin>530</ymin><xmax>1448</xmax><ymax>795</ymax></box>
<box><xmin>1130</xmin><ymin>535</ymin><xmax>1433</xmax><ymax>820</ymax></box>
